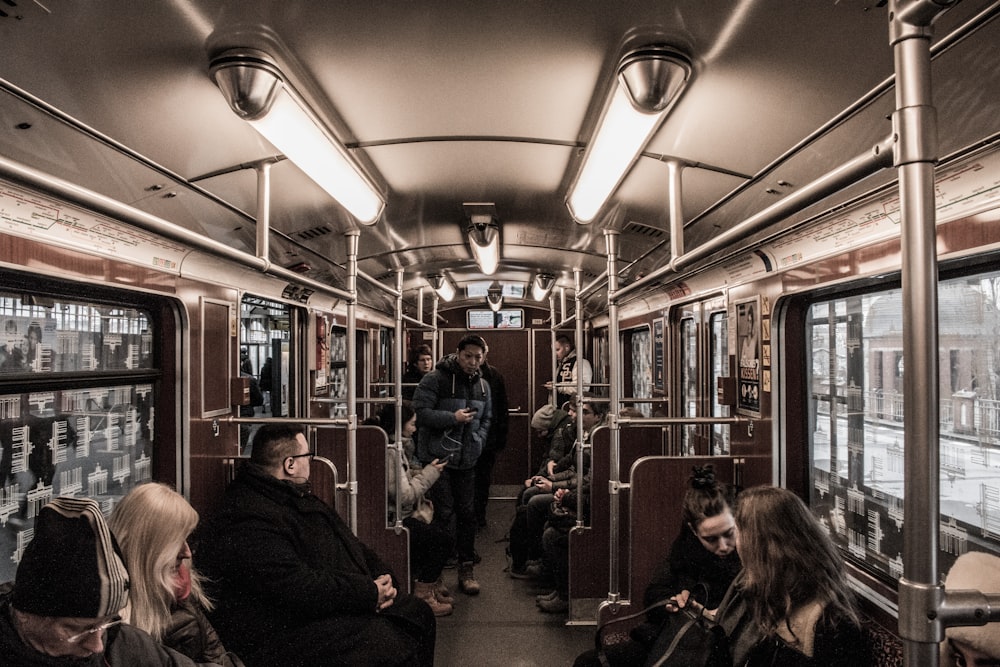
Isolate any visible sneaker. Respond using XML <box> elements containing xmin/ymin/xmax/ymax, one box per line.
<box><xmin>458</xmin><ymin>562</ymin><xmax>480</xmax><ymax>595</ymax></box>
<box><xmin>509</xmin><ymin>565</ymin><xmax>533</xmax><ymax>580</ymax></box>
<box><xmin>535</xmin><ymin>590</ymin><xmax>559</xmax><ymax>603</ymax></box>
<box><xmin>537</xmin><ymin>595</ymin><xmax>569</xmax><ymax>613</ymax></box>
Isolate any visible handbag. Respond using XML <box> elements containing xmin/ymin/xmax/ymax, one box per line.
<box><xmin>643</xmin><ymin>602</ymin><xmax>728</xmax><ymax>667</ymax></box>
<box><xmin>410</xmin><ymin>496</ymin><xmax>434</xmax><ymax>524</ymax></box>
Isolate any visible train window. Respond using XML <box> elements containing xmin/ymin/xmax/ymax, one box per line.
<box><xmin>240</xmin><ymin>296</ymin><xmax>291</xmax><ymax>418</ymax></box>
<box><xmin>680</xmin><ymin>316</ymin><xmax>697</xmax><ymax>453</ymax></box>
<box><xmin>0</xmin><ymin>291</ymin><xmax>159</xmax><ymax>583</ymax></box>
<box><xmin>806</xmin><ymin>272</ymin><xmax>1000</xmax><ymax>582</ymax></box>
<box><xmin>710</xmin><ymin>312</ymin><xmax>730</xmax><ymax>455</ymax></box>
<box><xmin>628</xmin><ymin>327</ymin><xmax>652</xmax><ymax>417</ymax></box>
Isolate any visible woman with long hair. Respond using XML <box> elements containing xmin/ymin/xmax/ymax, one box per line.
<box><xmin>717</xmin><ymin>485</ymin><xmax>867</xmax><ymax>666</ymax></box>
<box><xmin>109</xmin><ymin>482</ymin><xmax>243</xmax><ymax>666</ymax></box>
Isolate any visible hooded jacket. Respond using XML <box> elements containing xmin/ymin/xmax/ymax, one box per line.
<box><xmin>411</xmin><ymin>353</ymin><xmax>491</xmax><ymax>470</ymax></box>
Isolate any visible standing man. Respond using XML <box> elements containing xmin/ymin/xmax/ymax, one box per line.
<box><xmin>544</xmin><ymin>334</ymin><xmax>593</xmax><ymax>410</ymax></box>
<box><xmin>402</xmin><ymin>344</ymin><xmax>435</xmax><ymax>401</ymax></box>
<box><xmin>412</xmin><ymin>334</ymin><xmax>492</xmax><ymax>595</ymax></box>
<box><xmin>196</xmin><ymin>423</ymin><xmax>435</xmax><ymax>667</ymax></box>
<box><xmin>475</xmin><ymin>341</ymin><xmax>509</xmax><ymax>528</ymax></box>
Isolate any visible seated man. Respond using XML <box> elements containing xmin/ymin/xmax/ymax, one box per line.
<box><xmin>0</xmin><ymin>496</ymin><xmax>206</xmax><ymax>666</ymax></box>
<box><xmin>196</xmin><ymin>423</ymin><xmax>435</xmax><ymax>667</ymax></box>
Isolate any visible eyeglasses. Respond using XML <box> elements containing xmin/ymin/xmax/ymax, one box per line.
<box><xmin>287</xmin><ymin>451</ymin><xmax>315</xmax><ymax>461</ymax></box>
<box><xmin>64</xmin><ymin>617</ymin><xmax>122</xmax><ymax>644</ymax></box>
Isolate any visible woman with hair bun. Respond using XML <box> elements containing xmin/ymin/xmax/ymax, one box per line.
<box><xmin>574</xmin><ymin>465</ymin><xmax>741</xmax><ymax>667</ymax></box>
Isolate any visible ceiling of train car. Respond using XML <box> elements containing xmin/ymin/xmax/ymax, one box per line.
<box><xmin>0</xmin><ymin>1</ymin><xmax>995</xmax><ymax>315</ymax></box>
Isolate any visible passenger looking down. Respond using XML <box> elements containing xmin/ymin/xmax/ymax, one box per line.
<box><xmin>110</xmin><ymin>483</ymin><xmax>244</xmax><ymax>667</ymax></box>
<box><xmin>573</xmin><ymin>465</ymin><xmax>741</xmax><ymax>667</ymax></box>
<box><xmin>509</xmin><ymin>394</ymin><xmax>608</xmax><ymax>614</ymax></box>
<box><xmin>544</xmin><ymin>334</ymin><xmax>593</xmax><ymax>410</ymax></box>
<box><xmin>412</xmin><ymin>334</ymin><xmax>492</xmax><ymax>596</ymax></box>
<box><xmin>940</xmin><ymin>552</ymin><xmax>1000</xmax><ymax>666</ymax></box>
<box><xmin>713</xmin><ymin>485</ymin><xmax>867</xmax><ymax>666</ymax></box>
<box><xmin>0</xmin><ymin>497</ymin><xmax>206</xmax><ymax>666</ymax></box>
<box><xmin>195</xmin><ymin>423</ymin><xmax>436</xmax><ymax>667</ymax></box>
<box><xmin>382</xmin><ymin>405</ymin><xmax>455</xmax><ymax>617</ymax></box>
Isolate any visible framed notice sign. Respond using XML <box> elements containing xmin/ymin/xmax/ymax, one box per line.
<box><xmin>736</xmin><ymin>297</ymin><xmax>761</xmax><ymax>415</ymax></box>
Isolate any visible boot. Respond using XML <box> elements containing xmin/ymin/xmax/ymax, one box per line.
<box><xmin>434</xmin><ymin>577</ymin><xmax>456</xmax><ymax>606</ymax></box>
<box><xmin>414</xmin><ymin>581</ymin><xmax>453</xmax><ymax>616</ymax></box>
<box><xmin>458</xmin><ymin>562</ymin><xmax>481</xmax><ymax>595</ymax></box>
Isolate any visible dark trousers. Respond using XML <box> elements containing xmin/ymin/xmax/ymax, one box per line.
<box><xmin>427</xmin><ymin>467</ymin><xmax>477</xmax><ymax>563</ymax></box>
<box><xmin>404</xmin><ymin>516</ymin><xmax>453</xmax><ymax>583</ymax></box>
<box><xmin>473</xmin><ymin>446</ymin><xmax>500</xmax><ymax>523</ymax></box>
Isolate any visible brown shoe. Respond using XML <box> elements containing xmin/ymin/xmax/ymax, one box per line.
<box><xmin>458</xmin><ymin>562</ymin><xmax>480</xmax><ymax>595</ymax></box>
<box><xmin>434</xmin><ymin>577</ymin><xmax>456</xmax><ymax>606</ymax></box>
<box><xmin>414</xmin><ymin>580</ymin><xmax>453</xmax><ymax>616</ymax></box>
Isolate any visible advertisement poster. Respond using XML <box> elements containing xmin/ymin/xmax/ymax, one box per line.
<box><xmin>737</xmin><ymin>297</ymin><xmax>761</xmax><ymax>415</ymax></box>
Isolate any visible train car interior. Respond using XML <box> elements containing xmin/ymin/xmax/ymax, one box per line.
<box><xmin>3</xmin><ymin>1</ymin><xmax>1000</xmax><ymax>665</ymax></box>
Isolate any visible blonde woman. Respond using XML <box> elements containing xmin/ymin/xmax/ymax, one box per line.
<box><xmin>110</xmin><ymin>482</ymin><xmax>243</xmax><ymax>667</ymax></box>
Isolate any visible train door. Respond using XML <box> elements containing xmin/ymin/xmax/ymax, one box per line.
<box><xmin>442</xmin><ymin>327</ymin><xmax>532</xmax><ymax>485</ymax></box>
<box><xmin>670</xmin><ymin>296</ymin><xmax>730</xmax><ymax>456</ymax></box>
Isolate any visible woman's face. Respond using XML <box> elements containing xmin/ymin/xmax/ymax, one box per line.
<box><xmin>402</xmin><ymin>415</ymin><xmax>417</xmax><ymax>438</ymax></box>
<box><xmin>174</xmin><ymin>540</ymin><xmax>192</xmax><ymax>574</ymax></box>
<box><xmin>692</xmin><ymin>509</ymin><xmax>737</xmax><ymax>557</ymax></box>
<box><xmin>948</xmin><ymin>638</ymin><xmax>1000</xmax><ymax>667</ymax></box>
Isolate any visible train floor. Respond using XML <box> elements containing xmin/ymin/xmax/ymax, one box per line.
<box><xmin>433</xmin><ymin>493</ymin><xmax>594</xmax><ymax>666</ymax></box>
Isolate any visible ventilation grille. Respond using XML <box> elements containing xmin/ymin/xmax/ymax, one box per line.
<box><xmin>622</xmin><ymin>220</ymin><xmax>666</xmax><ymax>239</ymax></box>
<box><xmin>295</xmin><ymin>225</ymin><xmax>334</xmax><ymax>241</ymax></box>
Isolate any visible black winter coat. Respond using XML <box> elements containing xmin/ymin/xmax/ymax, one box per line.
<box><xmin>196</xmin><ymin>465</ymin><xmax>434</xmax><ymax>667</ymax></box>
<box><xmin>166</xmin><ymin>599</ymin><xmax>244</xmax><ymax>667</ymax></box>
<box><xmin>411</xmin><ymin>354</ymin><xmax>491</xmax><ymax>470</ymax></box>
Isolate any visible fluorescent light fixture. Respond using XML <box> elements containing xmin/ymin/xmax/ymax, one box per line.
<box><xmin>463</xmin><ymin>203</ymin><xmax>501</xmax><ymax>275</ymax></box>
<box><xmin>486</xmin><ymin>289</ymin><xmax>503</xmax><ymax>312</ymax></box>
<box><xmin>531</xmin><ymin>273</ymin><xmax>556</xmax><ymax>301</ymax></box>
<box><xmin>428</xmin><ymin>274</ymin><xmax>457</xmax><ymax>302</ymax></box>
<box><xmin>566</xmin><ymin>46</ymin><xmax>690</xmax><ymax>224</ymax></box>
<box><xmin>210</xmin><ymin>49</ymin><xmax>385</xmax><ymax>225</ymax></box>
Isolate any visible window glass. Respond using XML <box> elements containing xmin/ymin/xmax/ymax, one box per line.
<box><xmin>629</xmin><ymin>328</ymin><xmax>652</xmax><ymax>417</ymax></box>
<box><xmin>0</xmin><ymin>292</ymin><xmax>157</xmax><ymax>583</ymax></box>
<box><xmin>807</xmin><ymin>273</ymin><xmax>1000</xmax><ymax>581</ymax></box>
<box><xmin>680</xmin><ymin>317</ymin><xmax>697</xmax><ymax>453</ymax></box>
<box><xmin>710</xmin><ymin>312</ymin><xmax>730</xmax><ymax>455</ymax></box>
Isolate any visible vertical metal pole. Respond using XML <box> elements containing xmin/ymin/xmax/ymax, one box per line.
<box><xmin>889</xmin><ymin>2</ymin><xmax>950</xmax><ymax>664</ymax></box>
<box><xmin>666</xmin><ymin>159</ymin><xmax>685</xmax><ymax>260</ymax></box>
<box><xmin>604</xmin><ymin>234</ymin><xmax>622</xmax><ymax>603</ymax></box>
<box><xmin>549</xmin><ymin>294</ymin><xmax>558</xmax><ymax>406</ymax></box>
<box><xmin>255</xmin><ymin>161</ymin><xmax>271</xmax><ymax>260</ymax></box>
<box><xmin>345</xmin><ymin>230</ymin><xmax>360</xmax><ymax>533</ymax></box>
<box><xmin>393</xmin><ymin>269</ymin><xmax>405</xmax><ymax>528</ymax></box>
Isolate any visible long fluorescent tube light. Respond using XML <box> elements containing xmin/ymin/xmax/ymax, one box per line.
<box><xmin>211</xmin><ymin>50</ymin><xmax>385</xmax><ymax>225</ymax></box>
<box><xmin>250</xmin><ymin>91</ymin><xmax>385</xmax><ymax>224</ymax></box>
<box><xmin>567</xmin><ymin>47</ymin><xmax>690</xmax><ymax>224</ymax></box>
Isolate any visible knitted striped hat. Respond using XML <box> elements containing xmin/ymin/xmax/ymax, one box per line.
<box><xmin>13</xmin><ymin>497</ymin><xmax>130</xmax><ymax>618</ymax></box>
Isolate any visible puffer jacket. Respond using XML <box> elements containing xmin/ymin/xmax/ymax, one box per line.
<box><xmin>411</xmin><ymin>354</ymin><xmax>491</xmax><ymax>470</ymax></box>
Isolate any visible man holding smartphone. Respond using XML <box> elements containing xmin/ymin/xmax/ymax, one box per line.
<box><xmin>412</xmin><ymin>335</ymin><xmax>493</xmax><ymax>595</ymax></box>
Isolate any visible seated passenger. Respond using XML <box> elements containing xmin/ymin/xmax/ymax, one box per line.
<box><xmin>510</xmin><ymin>396</ymin><xmax>605</xmax><ymax>581</ymax></box>
<box><xmin>573</xmin><ymin>465</ymin><xmax>742</xmax><ymax>666</ymax></box>
<box><xmin>713</xmin><ymin>485</ymin><xmax>867</xmax><ymax>666</ymax></box>
<box><xmin>0</xmin><ymin>496</ymin><xmax>206</xmax><ymax>666</ymax></box>
<box><xmin>110</xmin><ymin>482</ymin><xmax>244</xmax><ymax>666</ymax></box>
<box><xmin>940</xmin><ymin>551</ymin><xmax>1000</xmax><ymax>666</ymax></box>
<box><xmin>195</xmin><ymin>422</ymin><xmax>435</xmax><ymax>667</ymax></box>
<box><xmin>382</xmin><ymin>404</ymin><xmax>455</xmax><ymax>616</ymax></box>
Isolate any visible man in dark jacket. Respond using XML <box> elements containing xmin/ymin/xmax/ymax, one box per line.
<box><xmin>412</xmin><ymin>334</ymin><xmax>492</xmax><ymax>595</ymax></box>
<box><xmin>196</xmin><ymin>423</ymin><xmax>435</xmax><ymax>667</ymax></box>
<box><xmin>1</xmin><ymin>497</ymin><xmax>206</xmax><ymax>667</ymax></box>
<box><xmin>474</xmin><ymin>342</ymin><xmax>509</xmax><ymax>528</ymax></box>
